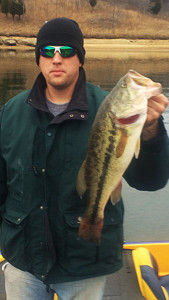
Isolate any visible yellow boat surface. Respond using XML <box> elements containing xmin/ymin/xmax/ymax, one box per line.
<box><xmin>0</xmin><ymin>255</ymin><xmax>4</xmax><ymax>263</ymax></box>
<box><xmin>123</xmin><ymin>241</ymin><xmax>169</xmax><ymax>276</ymax></box>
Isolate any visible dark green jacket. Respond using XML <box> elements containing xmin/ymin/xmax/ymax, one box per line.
<box><xmin>0</xmin><ymin>69</ymin><xmax>168</xmax><ymax>284</ymax></box>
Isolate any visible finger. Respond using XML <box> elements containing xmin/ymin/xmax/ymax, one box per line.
<box><xmin>147</xmin><ymin>100</ymin><xmax>165</xmax><ymax>115</ymax></box>
<box><xmin>147</xmin><ymin>94</ymin><xmax>168</xmax><ymax>115</ymax></box>
<box><xmin>148</xmin><ymin>94</ymin><xmax>168</xmax><ymax>109</ymax></box>
<box><xmin>146</xmin><ymin>106</ymin><xmax>159</xmax><ymax>124</ymax></box>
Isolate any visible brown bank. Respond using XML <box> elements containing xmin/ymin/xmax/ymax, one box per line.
<box><xmin>1</xmin><ymin>36</ymin><xmax>169</xmax><ymax>60</ymax></box>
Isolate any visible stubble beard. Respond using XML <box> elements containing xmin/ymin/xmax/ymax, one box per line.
<box><xmin>49</xmin><ymin>74</ymin><xmax>78</xmax><ymax>91</ymax></box>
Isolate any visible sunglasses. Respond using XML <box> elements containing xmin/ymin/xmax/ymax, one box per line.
<box><xmin>40</xmin><ymin>46</ymin><xmax>77</xmax><ymax>58</ymax></box>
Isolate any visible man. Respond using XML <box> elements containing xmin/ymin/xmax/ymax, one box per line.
<box><xmin>0</xmin><ymin>18</ymin><xmax>168</xmax><ymax>300</ymax></box>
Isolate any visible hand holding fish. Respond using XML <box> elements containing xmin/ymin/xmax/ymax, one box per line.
<box><xmin>142</xmin><ymin>93</ymin><xmax>169</xmax><ymax>140</ymax></box>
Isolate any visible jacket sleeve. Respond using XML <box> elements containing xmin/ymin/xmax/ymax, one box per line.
<box><xmin>123</xmin><ymin>117</ymin><xmax>169</xmax><ymax>191</ymax></box>
<box><xmin>0</xmin><ymin>108</ymin><xmax>7</xmax><ymax>222</ymax></box>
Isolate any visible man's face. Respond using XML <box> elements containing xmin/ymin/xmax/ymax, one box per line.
<box><xmin>39</xmin><ymin>46</ymin><xmax>82</xmax><ymax>91</ymax></box>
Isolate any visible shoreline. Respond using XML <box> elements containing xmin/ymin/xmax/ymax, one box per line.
<box><xmin>1</xmin><ymin>37</ymin><xmax>169</xmax><ymax>59</ymax></box>
<box><xmin>84</xmin><ymin>38</ymin><xmax>169</xmax><ymax>59</ymax></box>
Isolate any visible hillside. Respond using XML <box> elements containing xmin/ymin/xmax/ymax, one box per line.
<box><xmin>0</xmin><ymin>0</ymin><xmax>169</xmax><ymax>39</ymax></box>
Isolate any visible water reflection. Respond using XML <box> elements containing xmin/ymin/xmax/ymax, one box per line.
<box><xmin>0</xmin><ymin>72</ymin><xmax>26</xmax><ymax>107</ymax></box>
<box><xmin>0</xmin><ymin>49</ymin><xmax>169</xmax><ymax>98</ymax></box>
<box><xmin>0</xmin><ymin>49</ymin><xmax>169</xmax><ymax>242</ymax></box>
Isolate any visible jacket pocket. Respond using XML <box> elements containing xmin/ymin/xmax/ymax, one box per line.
<box><xmin>64</xmin><ymin>211</ymin><xmax>98</xmax><ymax>275</ymax></box>
<box><xmin>0</xmin><ymin>208</ymin><xmax>30</xmax><ymax>270</ymax></box>
<box><xmin>63</xmin><ymin>209</ymin><xmax>123</xmax><ymax>276</ymax></box>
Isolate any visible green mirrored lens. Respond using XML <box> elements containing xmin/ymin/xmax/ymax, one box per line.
<box><xmin>41</xmin><ymin>46</ymin><xmax>55</xmax><ymax>58</ymax></box>
<box><xmin>60</xmin><ymin>46</ymin><xmax>75</xmax><ymax>58</ymax></box>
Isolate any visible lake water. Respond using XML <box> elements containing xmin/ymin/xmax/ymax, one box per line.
<box><xmin>0</xmin><ymin>49</ymin><xmax>169</xmax><ymax>242</ymax></box>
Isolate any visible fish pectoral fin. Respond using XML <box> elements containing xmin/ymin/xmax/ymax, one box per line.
<box><xmin>76</xmin><ymin>160</ymin><xmax>87</xmax><ymax>199</ymax></box>
<box><xmin>134</xmin><ymin>137</ymin><xmax>140</xmax><ymax>159</ymax></box>
<box><xmin>110</xmin><ymin>181</ymin><xmax>122</xmax><ymax>205</ymax></box>
<box><xmin>116</xmin><ymin>130</ymin><xmax>128</xmax><ymax>158</ymax></box>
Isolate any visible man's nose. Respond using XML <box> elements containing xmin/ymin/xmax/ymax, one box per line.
<box><xmin>52</xmin><ymin>51</ymin><xmax>62</xmax><ymax>62</ymax></box>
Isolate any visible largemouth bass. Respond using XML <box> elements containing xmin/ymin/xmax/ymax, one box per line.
<box><xmin>76</xmin><ymin>70</ymin><xmax>162</xmax><ymax>245</ymax></box>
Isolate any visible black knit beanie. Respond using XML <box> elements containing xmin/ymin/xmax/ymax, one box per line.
<box><xmin>35</xmin><ymin>17</ymin><xmax>85</xmax><ymax>65</ymax></box>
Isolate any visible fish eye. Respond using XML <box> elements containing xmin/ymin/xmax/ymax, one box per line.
<box><xmin>121</xmin><ymin>83</ymin><xmax>127</xmax><ymax>88</ymax></box>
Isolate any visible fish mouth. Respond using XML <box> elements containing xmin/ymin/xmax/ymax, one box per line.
<box><xmin>117</xmin><ymin>114</ymin><xmax>140</xmax><ymax>124</ymax></box>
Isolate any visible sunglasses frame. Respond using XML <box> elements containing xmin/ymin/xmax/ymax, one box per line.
<box><xmin>40</xmin><ymin>45</ymin><xmax>77</xmax><ymax>58</ymax></box>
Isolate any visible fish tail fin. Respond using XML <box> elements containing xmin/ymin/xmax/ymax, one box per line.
<box><xmin>78</xmin><ymin>217</ymin><xmax>103</xmax><ymax>245</ymax></box>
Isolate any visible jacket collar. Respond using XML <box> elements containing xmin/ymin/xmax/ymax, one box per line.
<box><xmin>27</xmin><ymin>67</ymin><xmax>88</xmax><ymax>124</ymax></box>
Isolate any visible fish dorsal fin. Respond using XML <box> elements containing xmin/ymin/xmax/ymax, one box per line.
<box><xmin>135</xmin><ymin>137</ymin><xmax>140</xmax><ymax>159</ymax></box>
<box><xmin>76</xmin><ymin>160</ymin><xmax>87</xmax><ymax>199</ymax></box>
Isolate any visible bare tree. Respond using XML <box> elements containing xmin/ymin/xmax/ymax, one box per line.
<box><xmin>148</xmin><ymin>0</ymin><xmax>162</xmax><ymax>14</ymax></box>
<box><xmin>89</xmin><ymin>0</ymin><xmax>97</xmax><ymax>8</ymax></box>
<box><xmin>75</xmin><ymin>0</ymin><xmax>80</xmax><ymax>9</ymax></box>
<box><xmin>1</xmin><ymin>0</ymin><xmax>9</xmax><ymax>17</ymax></box>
